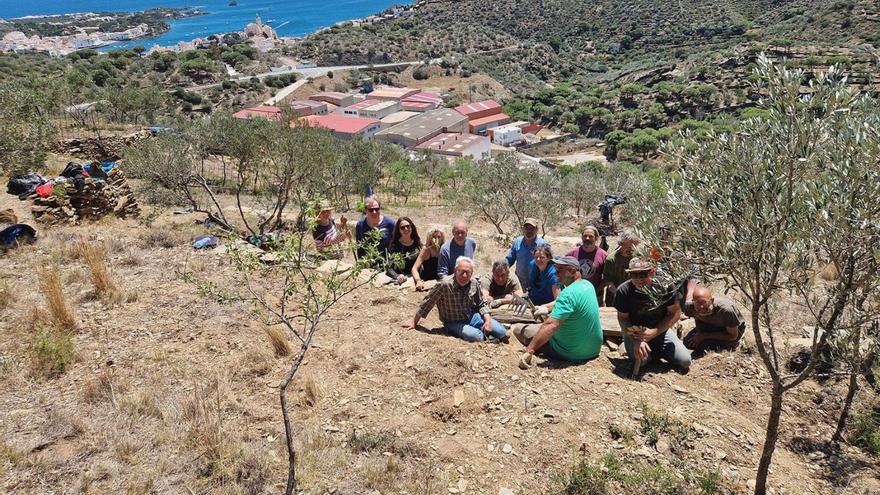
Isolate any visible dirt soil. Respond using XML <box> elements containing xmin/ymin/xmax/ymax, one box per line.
<box><xmin>0</xmin><ymin>186</ymin><xmax>877</xmax><ymax>495</ymax></box>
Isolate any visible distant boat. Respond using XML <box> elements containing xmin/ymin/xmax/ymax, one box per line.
<box><xmin>228</xmin><ymin>1</ymin><xmax>237</xmax><ymax>5</ymax></box>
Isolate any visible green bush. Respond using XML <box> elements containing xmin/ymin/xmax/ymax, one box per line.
<box><xmin>851</xmin><ymin>403</ymin><xmax>880</xmax><ymax>455</ymax></box>
<box><xmin>30</xmin><ymin>327</ymin><xmax>74</xmax><ymax>378</ymax></box>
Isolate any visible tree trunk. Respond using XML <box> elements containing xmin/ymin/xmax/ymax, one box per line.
<box><xmin>755</xmin><ymin>383</ymin><xmax>784</xmax><ymax>495</ymax></box>
<box><xmin>833</xmin><ymin>366</ymin><xmax>859</xmax><ymax>443</ymax></box>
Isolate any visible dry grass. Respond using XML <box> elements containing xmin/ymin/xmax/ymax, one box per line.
<box><xmin>178</xmin><ymin>380</ymin><xmax>270</xmax><ymax>492</ymax></box>
<box><xmin>73</xmin><ymin>241</ymin><xmax>123</xmax><ymax>304</ymax></box>
<box><xmin>299</xmin><ymin>374</ymin><xmax>321</xmax><ymax>408</ymax></box>
<box><xmin>37</xmin><ymin>267</ymin><xmax>77</xmax><ymax>331</ymax></box>
<box><xmin>263</xmin><ymin>326</ymin><xmax>291</xmax><ymax>357</ymax></box>
<box><xmin>0</xmin><ymin>279</ymin><xmax>14</xmax><ymax>313</ymax></box>
<box><xmin>119</xmin><ymin>390</ymin><xmax>163</xmax><ymax>420</ymax></box>
<box><xmin>82</xmin><ymin>369</ymin><xmax>124</xmax><ymax>404</ymax></box>
<box><xmin>138</xmin><ymin>229</ymin><xmax>186</xmax><ymax>249</ymax></box>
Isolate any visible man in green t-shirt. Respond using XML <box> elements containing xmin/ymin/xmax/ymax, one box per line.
<box><xmin>512</xmin><ymin>255</ymin><xmax>603</xmax><ymax>363</ymax></box>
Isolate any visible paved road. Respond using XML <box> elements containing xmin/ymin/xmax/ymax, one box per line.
<box><xmin>187</xmin><ymin>61</ymin><xmax>420</xmax><ymax>93</ymax></box>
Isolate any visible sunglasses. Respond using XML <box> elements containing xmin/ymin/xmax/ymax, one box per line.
<box><xmin>399</xmin><ymin>224</ymin><xmax>412</xmax><ymax>230</ymax></box>
<box><xmin>629</xmin><ymin>271</ymin><xmax>652</xmax><ymax>279</ymax></box>
<box><xmin>367</xmin><ymin>207</ymin><xmax>380</xmax><ymax>213</ymax></box>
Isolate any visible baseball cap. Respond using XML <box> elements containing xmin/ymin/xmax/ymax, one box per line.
<box><xmin>549</xmin><ymin>255</ymin><xmax>579</xmax><ymax>269</ymax></box>
<box><xmin>625</xmin><ymin>257</ymin><xmax>654</xmax><ymax>273</ymax></box>
<box><xmin>523</xmin><ymin>218</ymin><xmax>539</xmax><ymax>228</ymax></box>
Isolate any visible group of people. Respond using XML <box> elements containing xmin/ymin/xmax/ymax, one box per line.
<box><xmin>313</xmin><ymin>196</ymin><xmax>746</xmax><ymax>373</ymax></box>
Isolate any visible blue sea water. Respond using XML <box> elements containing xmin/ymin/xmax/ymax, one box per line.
<box><xmin>0</xmin><ymin>0</ymin><xmax>403</xmax><ymax>49</ymax></box>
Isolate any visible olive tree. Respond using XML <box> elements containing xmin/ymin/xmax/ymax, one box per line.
<box><xmin>633</xmin><ymin>56</ymin><xmax>880</xmax><ymax>495</ymax></box>
<box><xmin>0</xmin><ymin>81</ymin><xmax>56</xmax><ymax>174</ymax></box>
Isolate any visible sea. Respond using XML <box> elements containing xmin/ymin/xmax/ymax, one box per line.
<box><xmin>0</xmin><ymin>0</ymin><xmax>403</xmax><ymax>50</ymax></box>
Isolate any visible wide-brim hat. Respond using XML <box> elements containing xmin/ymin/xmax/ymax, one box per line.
<box><xmin>625</xmin><ymin>257</ymin><xmax>654</xmax><ymax>272</ymax></box>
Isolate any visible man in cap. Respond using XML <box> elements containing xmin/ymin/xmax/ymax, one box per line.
<box><xmin>566</xmin><ymin>225</ymin><xmax>608</xmax><ymax>303</ymax></box>
<box><xmin>614</xmin><ymin>258</ymin><xmax>691</xmax><ymax>372</ymax></box>
<box><xmin>512</xmin><ymin>255</ymin><xmax>603</xmax><ymax>363</ymax></box>
<box><xmin>505</xmin><ymin>217</ymin><xmax>550</xmax><ymax>291</ymax></box>
<box><xmin>682</xmin><ymin>286</ymin><xmax>746</xmax><ymax>354</ymax></box>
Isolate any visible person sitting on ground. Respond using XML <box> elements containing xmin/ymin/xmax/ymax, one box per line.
<box><xmin>603</xmin><ymin>229</ymin><xmax>642</xmax><ymax>305</ymax></box>
<box><xmin>311</xmin><ymin>200</ymin><xmax>350</xmax><ymax>259</ymax></box>
<box><xmin>355</xmin><ymin>196</ymin><xmax>395</xmax><ymax>266</ymax></box>
<box><xmin>528</xmin><ymin>246</ymin><xmax>560</xmax><ymax>306</ymax></box>
<box><xmin>505</xmin><ymin>218</ymin><xmax>549</xmax><ymax>291</ymax></box>
<box><xmin>512</xmin><ymin>255</ymin><xmax>603</xmax><ymax>363</ymax></box>
<box><xmin>614</xmin><ymin>257</ymin><xmax>691</xmax><ymax>372</ymax></box>
<box><xmin>566</xmin><ymin>225</ymin><xmax>608</xmax><ymax>303</ymax></box>
<box><xmin>682</xmin><ymin>286</ymin><xmax>746</xmax><ymax>354</ymax></box>
<box><xmin>386</xmin><ymin>217</ymin><xmax>422</xmax><ymax>285</ymax></box>
<box><xmin>412</xmin><ymin>229</ymin><xmax>444</xmax><ymax>291</ymax></box>
<box><xmin>437</xmin><ymin>221</ymin><xmax>477</xmax><ymax>278</ymax></box>
<box><xmin>483</xmin><ymin>260</ymin><xmax>523</xmax><ymax>308</ymax></box>
<box><xmin>401</xmin><ymin>256</ymin><xmax>508</xmax><ymax>342</ymax></box>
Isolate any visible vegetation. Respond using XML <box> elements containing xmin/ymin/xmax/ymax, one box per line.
<box><xmin>633</xmin><ymin>57</ymin><xmax>880</xmax><ymax>495</ymax></box>
<box><xmin>555</xmin><ymin>452</ymin><xmax>723</xmax><ymax>495</ymax></box>
<box><xmin>0</xmin><ymin>8</ymin><xmax>201</xmax><ymax>38</ymax></box>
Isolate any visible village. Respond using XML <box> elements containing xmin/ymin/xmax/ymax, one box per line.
<box><xmin>234</xmin><ymin>88</ymin><xmax>554</xmax><ymax>163</ymax></box>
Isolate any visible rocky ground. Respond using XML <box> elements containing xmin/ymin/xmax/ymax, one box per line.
<box><xmin>0</xmin><ymin>184</ymin><xmax>877</xmax><ymax>494</ymax></box>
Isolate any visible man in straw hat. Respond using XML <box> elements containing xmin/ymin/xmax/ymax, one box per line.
<box><xmin>614</xmin><ymin>257</ymin><xmax>691</xmax><ymax>373</ymax></box>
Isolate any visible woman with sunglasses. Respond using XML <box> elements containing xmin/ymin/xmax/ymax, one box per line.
<box><xmin>411</xmin><ymin>229</ymin><xmax>445</xmax><ymax>291</ymax></box>
<box><xmin>355</xmin><ymin>196</ymin><xmax>396</xmax><ymax>266</ymax></box>
<box><xmin>528</xmin><ymin>245</ymin><xmax>560</xmax><ymax>306</ymax></box>
<box><xmin>387</xmin><ymin>217</ymin><xmax>422</xmax><ymax>284</ymax></box>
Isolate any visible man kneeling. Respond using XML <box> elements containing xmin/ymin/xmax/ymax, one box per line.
<box><xmin>513</xmin><ymin>256</ymin><xmax>603</xmax><ymax>363</ymax></box>
<box><xmin>402</xmin><ymin>257</ymin><xmax>508</xmax><ymax>342</ymax></box>
<box><xmin>683</xmin><ymin>286</ymin><xmax>745</xmax><ymax>353</ymax></box>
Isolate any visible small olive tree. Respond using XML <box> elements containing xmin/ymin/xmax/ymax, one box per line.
<box><xmin>633</xmin><ymin>56</ymin><xmax>880</xmax><ymax>495</ymax></box>
<box><xmin>188</xmin><ymin>210</ymin><xmax>390</xmax><ymax>495</ymax></box>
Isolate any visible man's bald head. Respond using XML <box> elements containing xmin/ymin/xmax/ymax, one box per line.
<box><xmin>692</xmin><ymin>286</ymin><xmax>714</xmax><ymax>315</ymax></box>
<box><xmin>692</xmin><ymin>286</ymin><xmax>712</xmax><ymax>300</ymax></box>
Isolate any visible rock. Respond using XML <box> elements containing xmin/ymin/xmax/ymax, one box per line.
<box><xmin>502</xmin><ymin>443</ymin><xmax>513</xmax><ymax>454</ymax></box>
<box><xmin>747</xmin><ymin>479</ymin><xmax>756</xmax><ymax>492</ymax></box>
<box><xmin>453</xmin><ymin>389</ymin><xmax>465</xmax><ymax>407</ymax></box>
<box><xmin>672</xmin><ymin>385</ymin><xmax>689</xmax><ymax>394</ymax></box>
<box><xmin>457</xmin><ymin>478</ymin><xmax>468</xmax><ymax>492</ymax></box>
<box><xmin>499</xmin><ymin>489</ymin><xmax>515</xmax><ymax>495</ymax></box>
<box><xmin>655</xmin><ymin>439</ymin><xmax>672</xmax><ymax>456</ymax></box>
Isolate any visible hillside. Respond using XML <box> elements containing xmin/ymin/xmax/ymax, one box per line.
<box><xmin>1</xmin><ymin>180</ymin><xmax>878</xmax><ymax>494</ymax></box>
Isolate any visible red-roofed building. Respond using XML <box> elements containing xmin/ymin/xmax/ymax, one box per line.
<box><xmin>309</xmin><ymin>91</ymin><xmax>355</xmax><ymax>107</ymax></box>
<box><xmin>415</xmin><ymin>132</ymin><xmax>490</xmax><ymax>160</ymax></box>
<box><xmin>301</xmin><ymin>114</ymin><xmax>381</xmax><ymax>140</ymax></box>
<box><xmin>454</xmin><ymin>100</ymin><xmax>502</xmax><ymax>121</ymax></box>
<box><xmin>233</xmin><ymin>106</ymin><xmax>283</xmax><ymax>121</ymax></box>
<box><xmin>468</xmin><ymin>112</ymin><xmax>510</xmax><ymax>134</ymax></box>
<box><xmin>401</xmin><ymin>100</ymin><xmax>436</xmax><ymax>112</ymax></box>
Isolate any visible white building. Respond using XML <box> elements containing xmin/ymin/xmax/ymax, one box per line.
<box><xmin>491</xmin><ymin>125</ymin><xmax>524</xmax><ymax>147</ymax></box>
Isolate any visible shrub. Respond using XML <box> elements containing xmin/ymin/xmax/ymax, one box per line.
<box><xmin>37</xmin><ymin>268</ymin><xmax>76</xmax><ymax>331</ymax></box>
<box><xmin>74</xmin><ymin>242</ymin><xmax>122</xmax><ymax>304</ymax></box>
<box><xmin>30</xmin><ymin>326</ymin><xmax>74</xmax><ymax>378</ymax></box>
<box><xmin>851</xmin><ymin>402</ymin><xmax>880</xmax><ymax>455</ymax></box>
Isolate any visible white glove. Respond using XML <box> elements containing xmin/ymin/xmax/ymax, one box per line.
<box><xmin>533</xmin><ymin>305</ymin><xmax>549</xmax><ymax>317</ymax></box>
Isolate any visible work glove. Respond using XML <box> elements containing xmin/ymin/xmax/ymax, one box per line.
<box><xmin>533</xmin><ymin>305</ymin><xmax>549</xmax><ymax>318</ymax></box>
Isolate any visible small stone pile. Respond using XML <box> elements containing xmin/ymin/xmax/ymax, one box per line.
<box><xmin>29</xmin><ymin>168</ymin><xmax>140</xmax><ymax>224</ymax></box>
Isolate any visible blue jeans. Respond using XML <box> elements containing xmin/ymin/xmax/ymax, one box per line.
<box><xmin>624</xmin><ymin>329</ymin><xmax>691</xmax><ymax>370</ymax></box>
<box><xmin>445</xmin><ymin>313</ymin><xmax>507</xmax><ymax>342</ymax></box>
